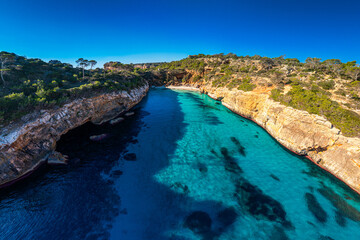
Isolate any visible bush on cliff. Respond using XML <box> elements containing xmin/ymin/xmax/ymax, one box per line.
<box><xmin>318</xmin><ymin>80</ymin><xmax>335</xmax><ymax>90</ymax></box>
<box><xmin>237</xmin><ymin>77</ymin><xmax>256</xmax><ymax>91</ymax></box>
<box><xmin>271</xmin><ymin>85</ymin><xmax>360</xmax><ymax>137</ymax></box>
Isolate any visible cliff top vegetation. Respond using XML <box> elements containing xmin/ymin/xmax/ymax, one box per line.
<box><xmin>0</xmin><ymin>52</ymin><xmax>147</xmax><ymax>125</ymax></box>
<box><xmin>151</xmin><ymin>53</ymin><xmax>360</xmax><ymax>137</ymax></box>
<box><xmin>1</xmin><ymin>51</ymin><xmax>360</xmax><ymax>137</ymax></box>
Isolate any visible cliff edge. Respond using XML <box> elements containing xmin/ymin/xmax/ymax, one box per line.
<box><xmin>0</xmin><ymin>84</ymin><xmax>149</xmax><ymax>187</ymax></box>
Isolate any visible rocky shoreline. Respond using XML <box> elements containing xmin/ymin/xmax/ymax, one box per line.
<box><xmin>167</xmin><ymin>84</ymin><xmax>360</xmax><ymax>195</ymax></box>
<box><xmin>0</xmin><ymin>84</ymin><xmax>149</xmax><ymax>188</ymax></box>
<box><xmin>1</xmin><ymin>81</ymin><xmax>360</xmax><ymax>195</ymax></box>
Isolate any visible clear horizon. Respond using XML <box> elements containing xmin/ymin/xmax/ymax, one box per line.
<box><xmin>2</xmin><ymin>0</ymin><xmax>360</xmax><ymax>67</ymax></box>
<box><xmin>41</xmin><ymin>53</ymin><xmax>189</xmax><ymax>67</ymax></box>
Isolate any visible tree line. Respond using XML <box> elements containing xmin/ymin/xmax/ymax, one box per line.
<box><xmin>75</xmin><ymin>58</ymin><xmax>97</xmax><ymax>80</ymax></box>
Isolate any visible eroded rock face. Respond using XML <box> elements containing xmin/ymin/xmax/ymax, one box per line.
<box><xmin>173</xmin><ymin>83</ymin><xmax>360</xmax><ymax>194</ymax></box>
<box><xmin>0</xmin><ymin>84</ymin><xmax>149</xmax><ymax>187</ymax></box>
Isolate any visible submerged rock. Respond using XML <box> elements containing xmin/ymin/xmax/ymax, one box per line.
<box><xmin>318</xmin><ymin>185</ymin><xmax>360</xmax><ymax>222</ymax></box>
<box><xmin>171</xmin><ymin>182</ymin><xmax>190</xmax><ymax>194</ymax></box>
<box><xmin>224</xmin><ymin>161</ymin><xmax>243</xmax><ymax>174</ymax></box>
<box><xmin>269</xmin><ymin>226</ymin><xmax>289</xmax><ymax>240</ymax></box>
<box><xmin>120</xmin><ymin>208</ymin><xmax>128</xmax><ymax>215</ymax></box>
<box><xmin>210</xmin><ymin>149</ymin><xmax>219</xmax><ymax>157</ymax></box>
<box><xmin>319</xmin><ymin>235</ymin><xmax>335</xmax><ymax>240</ymax></box>
<box><xmin>124</xmin><ymin>153</ymin><xmax>137</xmax><ymax>161</ymax></box>
<box><xmin>220</xmin><ymin>147</ymin><xmax>243</xmax><ymax>174</ymax></box>
<box><xmin>111</xmin><ymin>170</ymin><xmax>123</xmax><ymax>177</ymax></box>
<box><xmin>307</xmin><ymin>221</ymin><xmax>316</xmax><ymax>227</ymax></box>
<box><xmin>89</xmin><ymin>133</ymin><xmax>109</xmax><ymax>141</ymax></box>
<box><xmin>217</xmin><ymin>207</ymin><xmax>238</xmax><ymax>228</ymax></box>
<box><xmin>230</xmin><ymin>137</ymin><xmax>246</xmax><ymax>156</ymax></box>
<box><xmin>335</xmin><ymin>210</ymin><xmax>347</xmax><ymax>227</ymax></box>
<box><xmin>304</xmin><ymin>192</ymin><xmax>328</xmax><ymax>223</ymax></box>
<box><xmin>184</xmin><ymin>211</ymin><xmax>212</xmax><ymax>234</ymax></box>
<box><xmin>270</xmin><ymin>174</ymin><xmax>280</xmax><ymax>181</ymax></box>
<box><xmin>234</xmin><ymin>178</ymin><xmax>292</xmax><ymax>228</ymax></box>
<box><xmin>130</xmin><ymin>139</ymin><xmax>139</xmax><ymax>144</ymax></box>
<box><xmin>205</xmin><ymin>115</ymin><xmax>224</xmax><ymax>125</ymax></box>
<box><xmin>198</xmin><ymin>163</ymin><xmax>208</xmax><ymax>173</ymax></box>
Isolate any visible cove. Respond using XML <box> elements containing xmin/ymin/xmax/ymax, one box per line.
<box><xmin>0</xmin><ymin>88</ymin><xmax>360</xmax><ymax>239</ymax></box>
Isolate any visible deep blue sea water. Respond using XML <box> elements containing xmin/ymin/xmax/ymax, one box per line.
<box><xmin>1</xmin><ymin>88</ymin><xmax>360</xmax><ymax>240</ymax></box>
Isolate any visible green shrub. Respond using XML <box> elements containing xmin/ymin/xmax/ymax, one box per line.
<box><xmin>193</xmin><ymin>75</ymin><xmax>201</xmax><ymax>82</ymax></box>
<box><xmin>318</xmin><ymin>80</ymin><xmax>335</xmax><ymax>90</ymax></box>
<box><xmin>270</xmin><ymin>88</ymin><xmax>282</xmax><ymax>101</ymax></box>
<box><xmin>335</xmin><ymin>89</ymin><xmax>346</xmax><ymax>96</ymax></box>
<box><xmin>238</xmin><ymin>82</ymin><xmax>256</xmax><ymax>91</ymax></box>
<box><xmin>238</xmin><ymin>77</ymin><xmax>256</xmax><ymax>91</ymax></box>
<box><xmin>350</xmin><ymin>91</ymin><xmax>360</xmax><ymax>101</ymax></box>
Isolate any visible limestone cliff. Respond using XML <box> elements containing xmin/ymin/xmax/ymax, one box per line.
<box><xmin>0</xmin><ymin>84</ymin><xmax>149</xmax><ymax>187</ymax></box>
<box><xmin>170</xmin><ymin>83</ymin><xmax>360</xmax><ymax>194</ymax></box>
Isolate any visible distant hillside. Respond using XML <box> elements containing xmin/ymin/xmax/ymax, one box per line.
<box><xmin>104</xmin><ymin>62</ymin><xmax>164</xmax><ymax>71</ymax></box>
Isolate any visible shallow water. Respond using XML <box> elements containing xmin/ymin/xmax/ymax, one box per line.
<box><xmin>1</xmin><ymin>88</ymin><xmax>360</xmax><ymax>240</ymax></box>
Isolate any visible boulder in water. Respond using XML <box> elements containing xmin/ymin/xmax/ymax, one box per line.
<box><xmin>47</xmin><ymin>151</ymin><xmax>68</xmax><ymax>165</ymax></box>
<box><xmin>110</xmin><ymin>117</ymin><xmax>124</xmax><ymax>125</ymax></box>
<box><xmin>125</xmin><ymin>112</ymin><xmax>134</xmax><ymax>117</ymax></box>
<box><xmin>89</xmin><ymin>133</ymin><xmax>109</xmax><ymax>141</ymax></box>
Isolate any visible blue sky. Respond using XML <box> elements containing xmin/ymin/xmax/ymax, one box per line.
<box><xmin>1</xmin><ymin>0</ymin><xmax>359</xmax><ymax>67</ymax></box>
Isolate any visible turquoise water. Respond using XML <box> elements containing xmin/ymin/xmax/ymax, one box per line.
<box><xmin>0</xmin><ymin>88</ymin><xmax>360</xmax><ymax>239</ymax></box>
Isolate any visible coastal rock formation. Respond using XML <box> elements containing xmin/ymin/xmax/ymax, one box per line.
<box><xmin>170</xmin><ymin>83</ymin><xmax>360</xmax><ymax>194</ymax></box>
<box><xmin>0</xmin><ymin>84</ymin><xmax>149</xmax><ymax>187</ymax></box>
<box><xmin>2</xmin><ymin>77</ymin><xmax>360</xmax><ymax>195</ymax></box>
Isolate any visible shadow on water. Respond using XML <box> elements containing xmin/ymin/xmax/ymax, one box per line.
<box><xmin>2</xmin><ymin>88</ymin><xmax>360</xmax><ymax>240</ymax></box>
<box><xmin>0</xmin><ymin>89</ymin><xmax>245</xmax><ymax>240</ymax></box>
<box><xmin>104</xmin><ymin>89</ymin><xmax>247</xmax><ymax>240</ymax></box>
<box><xmin>0</xmin><ymin>99</ymin><xmax>148</xmax><ymax>239</ymax></box>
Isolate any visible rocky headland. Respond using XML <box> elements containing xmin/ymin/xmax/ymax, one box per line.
<box><xmin>0</xmin><ymin>84</ymin><xmax>149</xmax><ymax>188</ymax></box>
